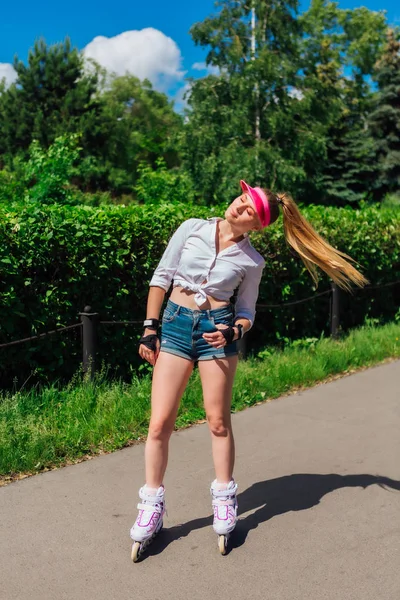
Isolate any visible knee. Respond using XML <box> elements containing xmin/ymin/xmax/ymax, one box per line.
<box><xmin>148</xmin><ymin>418</ymin><xmax>173</xmax><ymax>442</ymax></box>
<box><xmin>207</xmin><ymin>415</ymin><xmax>230</xmax><ymax>438</ymax></box>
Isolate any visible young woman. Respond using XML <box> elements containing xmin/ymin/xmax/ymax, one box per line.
<box><xmin>130</xmin><ymin>180</ymin><xmax>367</xmax><ymax>559</ymax></box>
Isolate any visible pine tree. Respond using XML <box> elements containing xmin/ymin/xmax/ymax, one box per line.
<box><xmin>321</xmin><ymin>129</ymin><xmax>377</xmax><ymax>205</ymax></box>
<box><xmin>368</xmin><ymin>29</ymin><xmax>400</xmax><ymax>199</ymax></box>
<box><xmin>0</xmin><ymin>38</ymin><xmax>101</xmax><ymax>157</ymax></box>
<box><xmin>319</xmin><ymin>85</ymin><xmax>377</xmax><ymax>205</ymax></box>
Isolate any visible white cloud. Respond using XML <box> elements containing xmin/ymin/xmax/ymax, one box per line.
<box><xmin>288</xmin><ymin>86</ymin><xmax>304</xmax><ymax>100</ymax></box>
<box><xmin>0</xmin><ymin>63</ymin><xmax>17</xmax><ymax>86</ymax></box>
<box><xmin>173</xmin><ymin>62</ymin><xmax>222</xmax><ymax>113</ymax></box>
<box><xmin>83</xmin><ymin>28</ymin><xmax>185</xmax><ymax>91</ymax></box>
<box><xmin>192</xmin><ymin>61</ymin><xmax>220</xmax><ymax>76</ymax></box>
<box><xmin>174</xmin><ymin>82</ymin><xmax>192</xmax><ymax>113</ymax></box>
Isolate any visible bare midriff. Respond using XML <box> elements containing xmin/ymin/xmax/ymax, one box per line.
<box><xmin>169</xmin><ymin>286</ymin><xmax>230</xmax><ymax>310</ymax></box>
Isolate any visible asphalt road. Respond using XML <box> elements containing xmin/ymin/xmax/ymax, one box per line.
<box><xmin>1</xmin><ymin>361</ymin><xmax>399</xmax><ymax>600</ymax></box>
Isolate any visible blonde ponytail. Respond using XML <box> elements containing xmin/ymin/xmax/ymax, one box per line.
<box><xmin>275</xmin><ymin>193</ymin><xmax>368</xmax><ymax>291</ymax></box>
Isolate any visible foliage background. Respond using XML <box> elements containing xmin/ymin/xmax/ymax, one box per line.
<box><xmin>0</xmin><ymin>1</ymin><xmax>399</xmax><ymax>389</ymax></box>
<box><xmin>0</xmin><ymin>4</ymin><xmax>399</xmax><ymax>206</ymax></box>
<box><xmin>1</xmin><ymin>201</ymin><xmax>399</xmax><ymax>388</ymax></box>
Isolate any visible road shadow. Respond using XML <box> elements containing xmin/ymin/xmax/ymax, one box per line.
<box><xmin>146</xmin><ymin>473</ymin><xmax>400</xmax><ymax>557</ymax></box>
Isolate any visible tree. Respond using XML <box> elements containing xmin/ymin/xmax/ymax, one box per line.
<box><xmin>0</xmin><ymin>39</ymin><xmax>184</xmax><ymax>196</ymax></box>
<box><xmin>181</xmin><ymin>0</ymin><xmax>388</xmax><ymax>205</ymax></box>
<box><xmin>301</xmin><ymin>2</ymin><xmax>388</xmax><ymax>205</ymax></box>
<box><xmin>183</xmin><ymin>0</ymin><xmax>307</xmax><ymax>204</ymax></box>
<box><xmin>0</xmin><ymin>38</ymin><xmax>101</xmax><ymax>158</ymax></box>
<box><xmin>25</xmin><ymin>134</ymin><xmax>82</xmax><ymax>205</ymax></box>
<box><xmin>367</xmin><ymin>29</ymin><xmax>400</xmax><ymax>200</ymax></box>
<box><xmin>317</xmin><ymin>78</ymin><xmax>378</xmax><ymax>205</ymax></box>
<box><xmin>319</xmin><ymin>122</ymin><xmax>377</xmax><ymax>205</ymax></box>
<box><xmin>93</xmin><ymin>74</ymin><xmax>183</xmax><ymax>194</ymax></box>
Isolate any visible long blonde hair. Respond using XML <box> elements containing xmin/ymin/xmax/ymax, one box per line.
<box><xmin>264</xmin><ymin>190</ymin><xmax>368</xmax><ymax>291</ymax></box>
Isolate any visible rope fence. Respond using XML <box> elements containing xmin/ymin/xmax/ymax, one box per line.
<box><xmin>99</xmin><ymin>320</ymin><xmax>143</xmax><ymax>325</ymax></box>
<box><xmin>256</xmin><ymin>289</ymin><xmax>332</xmax><ymax>309</ymax></box>
<box><xmin>0</xmin><ymin>323</ymin><xmax>82</xmax><ymax>349</ymax></box>
<box><xmin>352</xmin><ymin>279</ymin><xmax>400</xmax><ymax>291</ymax></box>
<box><xmin>0</xmin><ymin>278</ymin><xmax>399</xmax><ymax>378</ymax></box>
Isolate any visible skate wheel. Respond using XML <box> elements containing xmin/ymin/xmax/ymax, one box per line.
<box><xmin>131</xmin><ymin>541</ymin><xmax>141</xmax><ymax>563</ymax></box>
<box><xmin>218</xmin><ymin>535</ymin><xmax>227</xmax><ymax>555</ymax></box>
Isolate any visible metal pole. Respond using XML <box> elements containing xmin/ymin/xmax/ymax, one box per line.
<box><xmin>237</xmin><ymin>337</ymin><xmax>247</xmax><ymax>360</ymax></box>
<box><xmin>79</xmin><ymin>306</ymin><xmax>98</xmax><ymax>379</ymax></box>
<box><xmin>330</xmin><ymin>283</ymin><xmax>340</xmax><ymax>339</ymax></box>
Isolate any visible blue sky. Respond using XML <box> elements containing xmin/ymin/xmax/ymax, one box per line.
<box><xmin>0</xmin><ymin>0</ymin><xmax>398</xmax><ymax>107</ymax></box>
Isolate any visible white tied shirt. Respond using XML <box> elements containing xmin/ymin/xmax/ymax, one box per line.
<box><xmin>150</xmin><ymin>218</ymin><xmax>265</xmax><ymax>326</ymax></box>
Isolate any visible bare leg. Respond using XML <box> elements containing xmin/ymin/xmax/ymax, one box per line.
<box><xmin>198</xmin><ymin>356</ymin><xmax>238</xmax><ymax>483</ymax></box>
<box><xmin>145</xmin><ymin>352</ymin><xmax>193</xmax><ymax>488</ymax></box>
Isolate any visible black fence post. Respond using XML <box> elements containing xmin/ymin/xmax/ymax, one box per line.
<box><xmin>330</xmin><ymin>283</ymin><xmax>340</xmax><ymax>339</ymax></box>
<box><xmin>79</xmin><ymin>306</ymin><xmax>99</xmax><ymax>379</ymax></box>
<box><xmin>237</xmin><ymin>337</ymin><xmax>247</xmax><ymax>360</ymax></box>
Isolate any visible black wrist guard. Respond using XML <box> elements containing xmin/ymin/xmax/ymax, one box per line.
<box><xmin>139</xmin><ymin>334</ymin><xmax>158</xmax><ymax>352</ymax></box>
<box><xmin>220</xmin><ymin>326</ymin><xmax>235</xmax><ymax>345</ymax></box>
<box><xmin>235</xmin><ymin>324</ymin><xmax>244</xmax><ymax>340</ymax></box>
<box><xmin>143</xmin><ymin>318</ymin><xmax>160</xmax><ymax>331</ymax></box>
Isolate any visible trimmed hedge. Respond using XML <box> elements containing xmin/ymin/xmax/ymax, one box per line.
<box><xmin>0</xmin><ymin>202</ymin><xmax>399</xmax><ymax>388</ymax></box>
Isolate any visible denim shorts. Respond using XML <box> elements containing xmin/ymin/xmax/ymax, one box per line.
<box><xmin>160</xmin><ymin>300</ymin><xmax>238</xmax><ymax>362</ymax></box>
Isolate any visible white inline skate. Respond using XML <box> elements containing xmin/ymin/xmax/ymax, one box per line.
<box><xmin>130</xmin><ymin>484</ymin><xmax>166</xmax><ymax>562</ymax></box>
<box><xmin>211</xmin><ymin>479</ymin><xmax>238</xmax><ymax>555</ymax></box>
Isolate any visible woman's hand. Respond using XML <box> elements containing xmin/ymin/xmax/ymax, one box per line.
<box><xmin>202</xmin><ymin>324</ymin><xmax>238</xmax><ymax>349</ymax></box>
<box><xmin>138</xmin><ymin>328</ymin><xmax>161</xmax><ymax>366</ymax></box>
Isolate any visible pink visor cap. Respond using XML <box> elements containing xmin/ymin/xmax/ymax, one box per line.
<box><xmin>240</xmin><ymin>180</ymin><xmax>271</xmax><ymax>228</ymax></box>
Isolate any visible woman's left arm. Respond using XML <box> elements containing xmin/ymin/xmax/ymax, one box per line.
<box><xmin>234</xmin><ymin>260</ymin><xmax>265</xmax><ymax>331</ymax></box>
<box><xmin>232</xmin><ymin>317</ymin><xmax>252</xmax><ymax>340</ymax></box>
<box><xmin>202</xmin><ymin>261</ymin><xmax>265</xmax><ymax>348</ymax></box>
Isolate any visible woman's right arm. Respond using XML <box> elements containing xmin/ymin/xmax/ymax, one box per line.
<box><xmin>144</xmin><ymin>286</ymin><xmax>166</xmax><ymax>333</ymax></box>
<box><xmin>140</xmin><ymin>219</ymin><xmax>196</xmax><ymax>365</ymax></box>
<box><xmin>140</xmin><ymin>286</ymin><xmax>166</xmax><ymax>365</ymax></box>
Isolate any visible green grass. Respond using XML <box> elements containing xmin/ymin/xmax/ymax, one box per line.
<box><xmin>1</xmin><ymin>322</ymin><xmax>400</xmax><ymax>481</ymax></box>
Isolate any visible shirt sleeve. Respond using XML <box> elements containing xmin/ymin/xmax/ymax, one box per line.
<box><xmin>234</xmin><ymin>260</ymin><xmax>265</xmax><ymax>327</ymax></box>
<box><xmin>149</xmin><ymin>219</ymin><xmax>195</xmax><ymax>291</ymax></box>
